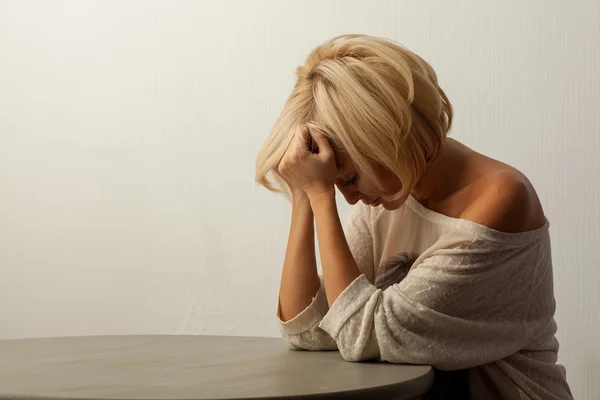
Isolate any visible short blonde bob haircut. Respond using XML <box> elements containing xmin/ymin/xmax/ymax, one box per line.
<box><xmin>255</xmin><ymin>34</ymin><xmax>453</xmax><ymax>201</ymax></box>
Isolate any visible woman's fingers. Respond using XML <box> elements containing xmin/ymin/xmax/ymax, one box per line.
<box><xmin>302</xmin><ymin>126</ymin><xmax>319</xmax><ymax>154</ymax></box>
<box><xmin>275</xmin><ymin>125</ymin><xmax>337</xmax><ymax>197</ymax></box>
<box><xmin>308</xmin><ymin>128</ymin><xmax>333</xmax><ymax>159</ymax></box>
<box><xmin>277</xmin><ymin>127</ymin><xmax>304</xmax><ymax>174</ymax></box>
<box><xmin>294</xmin><ymin>125</ymin><xmax>313</xmax><ymax>155</ymax></box>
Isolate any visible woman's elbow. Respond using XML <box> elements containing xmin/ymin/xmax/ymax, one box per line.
<box><xmin>281</xmin><ymin>332</ymin><xmax>338</xmax><ymax>351</ymax></box>
<box><xmin>339</xmin><ymin>350</ymin><xmax>368</xmax><ymax>362</ymax></box>
<box><xmin>338</xmin><ymin>339</ymin><xmax>380</xmax><ymax>362</ymax></box>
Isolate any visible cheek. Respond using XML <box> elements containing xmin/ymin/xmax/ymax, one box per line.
<box><xmin>356</xmin><ymin>181</ymin><xmax>379</xmax><ymax>196</ymax></box>
<box><xmin>373</xmin><ymin>165</ymin><xmax>403</xmax><ymax>195</ymax></box>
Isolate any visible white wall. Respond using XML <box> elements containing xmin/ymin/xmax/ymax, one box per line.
<box><xmin>0</xmin><ymin>0</ymin><xmax>598</xmax><ymax>398</ymax></box>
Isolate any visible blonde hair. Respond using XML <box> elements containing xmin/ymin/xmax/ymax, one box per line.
<box><xmin>255</xmin><ymin>34</ymin><xmax>452</xmax><ymax>200</ymax></box>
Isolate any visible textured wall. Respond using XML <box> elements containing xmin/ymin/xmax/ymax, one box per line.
<box><xmin>0</xmin><ymin>1</ymin><xmax>598</xmax><ymax>398</ymax></box>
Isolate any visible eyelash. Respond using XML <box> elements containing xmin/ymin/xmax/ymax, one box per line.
<box><xmin>344</xmin><ymin>174</ymin><xmax>357</xmax><ymax>186</ymax></box>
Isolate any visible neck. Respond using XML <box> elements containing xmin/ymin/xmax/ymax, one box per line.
<box><xmin>411</xmin><ymin>139</ymin><xmax>472</xmax><ymax>205</ymax></box>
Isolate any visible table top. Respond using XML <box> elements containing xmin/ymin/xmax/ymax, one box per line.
<box><xmin>0</xmin><ymin>335</ymin><xmax>433</xmax><ymax>400</ymax></box>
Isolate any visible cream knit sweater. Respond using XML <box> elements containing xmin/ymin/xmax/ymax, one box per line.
<box><xmin>277</xmin><ymin>196</ymin><xmax>572</xmax><ymax>399</ymax></box>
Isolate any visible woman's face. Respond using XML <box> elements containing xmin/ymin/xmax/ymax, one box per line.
<box><xmin>334</xmin><ymin>151</ymin><xmax>407</xmax><ymax>210</ymax></box>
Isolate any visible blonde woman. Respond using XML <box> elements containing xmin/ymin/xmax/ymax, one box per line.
<box><xmin>255</xmin><ymin>35</ymin><xmax>572</xmax><ymax>399</ymax></box>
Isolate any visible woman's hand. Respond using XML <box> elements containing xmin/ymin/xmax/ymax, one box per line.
<box><xmin>277</xmin><ymin>126</ymin><xmax>337</xmax><ymax>200</ymax></box>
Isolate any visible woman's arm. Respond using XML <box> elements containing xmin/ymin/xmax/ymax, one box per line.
<box><xmin>309</xmin><ymin>190</ymin><xmax>362</xmax><ymax>306</ymax></box>
<box><xmin>277</xmin><ymin>192</ymin><xmax>374</xmax><ymax>351</ymax></box>
<box><xmin>308</xmin><ymin>187</ymin><xmax>535</xmax><ymax>367</ymax></box>
<box><xmin>276</xmin><ymin>189</ymin><xmax>337</xmax><ymax>351</ymax></box>
<box><xmin>273</xmin><ymin>127</ymin><xmax>343</xmax><ymax>350</ymax></box>
<box><xmin>278</xmin><ymin>190</ymin><xmax>320</xmax><ymax>321</ymax></box>
<box><xmin>308</xmin><ymin>200</ymin><xmax>549</xmax><ymax>370</ymax></box>
<box><xmin>275</xmin><ymin>126</ymin><xmax>365</xmax><ymax>307</ymax></box>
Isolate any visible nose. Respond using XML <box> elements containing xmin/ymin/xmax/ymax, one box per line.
<box><xmin>337</xmin><ymin>185</ymin><xmax>360</xmax><ymax>205</ymax></box>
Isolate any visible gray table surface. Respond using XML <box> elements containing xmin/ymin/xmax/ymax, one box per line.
<box><xmin>0</xmin><ymin>335</ymin><xmax>433</xmax><ymax>400</ymax></box>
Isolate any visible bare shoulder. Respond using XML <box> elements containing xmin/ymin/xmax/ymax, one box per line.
<box><xmin>462</xmin><ymin>169</ymin><xmax>546</xmax><ymax>233</ymax></box>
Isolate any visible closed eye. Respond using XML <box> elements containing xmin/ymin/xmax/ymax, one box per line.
<box><xmin>343</xmin><ymin>174</ymin><xmax>357</xmax><ymax>186</ymax></box>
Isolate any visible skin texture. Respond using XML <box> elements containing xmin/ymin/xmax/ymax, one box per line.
<box><xmin>277</xmin><ymin>126</ymin><xmax>546</xmax><ymax>320</ymax></box>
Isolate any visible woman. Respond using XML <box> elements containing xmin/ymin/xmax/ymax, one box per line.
<box><xmin>255</xmin><ymin>35</ymin><xmax>572</xmax><ymax>399</ymax></box>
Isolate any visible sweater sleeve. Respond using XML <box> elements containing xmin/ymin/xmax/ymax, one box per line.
<box><xmin>277</xmin><ymin>204</ymin><xmax>375</xmax><ymax>351</ymax></box>
<box><xmin>318</xmin><ymin>236</ymin><xmax>555</xmax><ymax>370</ymax></box>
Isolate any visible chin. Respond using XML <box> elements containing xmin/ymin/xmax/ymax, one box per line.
<box><xmin>381</xmin><ymin>198</ymin><xmax>406</xmax><ymax>211</ymax></box>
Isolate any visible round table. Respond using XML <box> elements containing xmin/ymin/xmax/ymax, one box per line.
<box><xmin>0</xmin><ymin>335</ymin><xmax>433</xmax><ymax>399</ymax></box>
